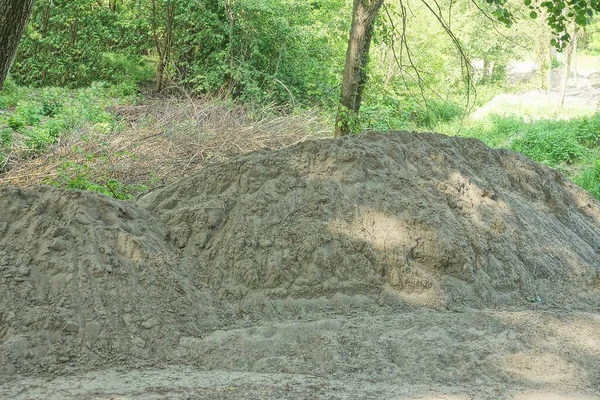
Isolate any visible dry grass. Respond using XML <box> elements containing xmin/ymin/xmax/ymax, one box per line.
<box><xmin>0</xmin><ymin>96</ymin><xmax>332</xmax><ymax>192</ymax></box>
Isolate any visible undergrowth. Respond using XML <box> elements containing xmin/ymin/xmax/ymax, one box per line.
<box><xmin>0</xmin><ymin>77</ymin><xmax>145</xmax><ymax>198</ymax></box>
<box><xmin>2</xmin><ymin>76</ymin><xmax>599</xmax><ymax>202</ymax></box>
<box><xmin>0</xmin><ymin>81</ymin><xmax>330</xmax><ymax>199</ymax></box>
<box><xmin>450</xmin><ymin>114</ymin><xmax>600</xmax><ymax>200</ymax></box>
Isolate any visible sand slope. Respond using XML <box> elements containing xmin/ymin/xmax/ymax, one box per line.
<box><xmin>1</xmin><ymin>132</ymin><xmax>599</xmax><ymax>398</ymax></box>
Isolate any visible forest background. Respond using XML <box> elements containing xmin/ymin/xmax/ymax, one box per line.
<box><xmin>1</xmin><ymin>0</ymin><xmax>599</xmax><ymax>200</ymax></box>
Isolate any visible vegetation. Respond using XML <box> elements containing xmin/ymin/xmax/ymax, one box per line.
<box><xmin>0</xmin><ymin>0</ymin><xmax>599</xmax><ymax>201</ymax></box>
<box><xmin>447</xmin><ymin>115</ymin><xmax>600</xmax><ymax>198</ymax></box>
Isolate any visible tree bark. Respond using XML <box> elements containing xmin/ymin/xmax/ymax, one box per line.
<box><xmin>225</xmin><ymin>0</ymin><xmax>236</xmax><ymax>94</ymax></box>
<box><xmin>559</xmin><ymin>27</ymin><xmax>576</xmax><ymax>109</ymax></box>
<box><xmin>0</xmin><ymin>0</ymin><xmax>35</xmax><ymax>90</ymax></box>
<box><xmin>334</xmin><ymin>0</ymin><xmax>383</xmax><ymax>138</ymax></box>
<box><xmin>151</xmin><ymin>0</ymin><xmax>176</xmax><ymax>93</ymax></box>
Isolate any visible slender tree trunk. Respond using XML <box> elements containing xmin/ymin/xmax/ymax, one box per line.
<box><xmin>334</xmin><ymin>0</ymin><xmax>383</xmax><ymax>138</ymax></box>
<box><xmin>225</xmin><ymin>0</ymin><xmax>236</xmax><ymax>94</ymax></box>
<box><xmin>573</xmin><ymin>33</ymin><xmax>578</xmax><ymax>87</ymax></box>
<box><xmin>384</xmin><ymin>48</ymin><xmax>395</xmax><ymax>88</ymax></box>
<box><xmin>546</xmin><ymin>42</ymin><xmax>553</xmax><ymax>104</ymax></box>
<box><xmin>151</xmin><ymin>0</ymin><xmax>176</xmax><ymax>93</ymax></box>
<box><xmin>482</xmin><ymin>59</ymin><xmax>491</xmax><ymax>83</ymax></box>
<box><xmin>0</xmin><ymin>0</ymin><xmax>35</xmax><ymax>90</ymax></box>
<box><xmin>559</xmin><ymin>27</ymin><xmax>576</xmax><ymax>109</ymax></box>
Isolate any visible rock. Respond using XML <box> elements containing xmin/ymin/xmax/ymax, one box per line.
<box><xmin>85</xmin><ymin>322</ymin><xmax>102</xmax><ymax>340</ymax></box>
<box><xmin>131</xmin><ymin>337</ymin><xmax>146</xmax><ymax>348</ymax></box>
<box><xmin>259</xmin><ymin>239</ymin><xmax>272</xmax><ymax>248</ymax></box>
<box><xmin>64</xmin><ymin>322</ymin><xmax>79</xmax><ymax>333</ymax></box>
<box><xmin>141</xmin><ymin>318</ymin><xmax>158</xmax><ymax>329</ymax></box>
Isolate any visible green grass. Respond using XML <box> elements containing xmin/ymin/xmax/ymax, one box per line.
<box><xmin>0</xmin><ymin>78</ymin><xmax>134</xmax><ymax>155</ymax></box>
<box><xmin>0</xmin><ymin>77</ymin><xmax>140</xmax><ymax>197</ymax></box>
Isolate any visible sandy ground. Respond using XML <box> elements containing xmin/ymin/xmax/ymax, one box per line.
<box><xmin>2</xmin><ymin>308</ymin><xmax>599</xmax><ymax>399</ymax></box>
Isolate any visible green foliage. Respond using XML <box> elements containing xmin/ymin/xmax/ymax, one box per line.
<box><xmin>512</xmin><ymin>126</ymin><xmax>585</xmax><ymax>166</ymax></box>
<box><xmin>490</xmin><ymin>0</ymin><xmax>600</xmax><ymax>48</ymax></box>
<box><xmin>10</xmin><ymin>0</ymin><xmax>346</xmax><ymax>107</ymax></box>
<box><xmin>12</xmin><ymin>0</ymin><xmax>150</xmax><ymax>88</ymax></box>
<box><xmin>49</xmin><ymin>160</ymin><xmax>147</xmax><ymax>200</ymax></box>
<box><xmin>459</xmin><ymin>115</ymin><xmax>590</xmax><ymax>166</ymax></box>
<box><xmin>41</xmin><ymin>89</ymin><xmax>64</xmax><ymax>117</ymax></box>
<box><xmin>0</xmin><ymin>77</ymin><xmax>19</xmax><ymax>108</ymax></box>
<box><xmin>0</xmin><ymin>80</ymin><xmax>128</xmax><ymax>170</ymax></box>
<box><xmin>336</xmin><ymin>105</ymin><xmax>361</xmax><ymax>134</ymax></box>
<box><xmin>0</xmin><ymin>129</ymin><xmax>11</xmax><ymax>146</ymax></box>
<box><xmin>415</xmin><ymin>100</ymin><xmax>464</xmax><ymax>128</ymax></box>
<box><xmin>7</xmin><ymin>115</ymin><xmax>26</xmax><ymax>131</ymax></box>
<box><xmin>574</xmin><ymin>113</ymin><xmax>600</xmax><ymax>147</ymax></box>
<box><xmin>573</xmin><ymin>160</ymin><xmax>600</xmax><ymax>199</ymax></box>
<box><xmin>455</xmin><ymin>113</ymin><xmax>600</xmax><ymax>200</ymax></box>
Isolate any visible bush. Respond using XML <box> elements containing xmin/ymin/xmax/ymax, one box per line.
<box><xmin>511</xmin><ymin>127</ymin><xmax>586</xmax><ymax>166</ymax></box>
<box><xmin>0</xmin><ymin>77</ymin><xmax>19</xmax><ymax>108</ymax></box>
<box><xmin>456</xmin><ymin>113</ymin><xmax>600</xmax><ymax>200</ymax></box>
<box><xmin>7</xmin><ymin>115</ymin><xmax>25</xmax><ymax>131</ymax></box>
<box><xmin>575</xmin><ymin>114</ymin><xmax>600</xmax><ymax>147</ymax></box>
<box><xmin>415</xmin><ymin>100</ymin><xmax>464</xmax><ymax>128</ymax></box>
<box><xmin>40</xmin><ymin>88</ymin><xmax>65</xmax><ymax>117</ymax></box>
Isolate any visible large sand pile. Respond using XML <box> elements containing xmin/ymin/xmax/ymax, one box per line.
<box><xmin>1</xmin><ymin>132</ymin><xmax>599</xmax><ymax>396</ymax></box>
<box><xmin>140</xmin><ymin>132</ymin><xmax>599</xmax><ymax>308</ymax></box>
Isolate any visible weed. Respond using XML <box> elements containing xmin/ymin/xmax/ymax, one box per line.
<box><xmin>0</xmin><ymin>128</ymin><xmax>11</xmax><ymax>146</ymax></box>
<box><xmin>511</xmin><ymin>128</ymin><xmax>586</xmax><ymax>166</ymax></box>
<box><xmin>41</xmin><ymin>89</ymin><xmax>64</xmax><ymax>117</ymax></box>
<box><xmin>573</xmin><ymin>160</ymin><xmax>600</xmax><ymax>199</ymax></box>
<box><xmin>7</xmin><ymin>115</ymin><xmax>25</xmax><ymax>131</ymax></box>
<box><xmin>48</xmin><ymin>160</ymin><xmax>147</xmax><ymax>200</ymax></box>
<box><xmin>416</xmin><ymin>100</ymin><xmax>464</xmax><ymax>128</ymax></box>
<box><xmin>0</xmin><ymin>76</ymin><xmax>19</xmax><ymax>108</ymax></box>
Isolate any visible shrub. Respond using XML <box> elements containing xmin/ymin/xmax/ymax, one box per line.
<box><xmin>7</xmin><ymin>115</ymin><xmax>25</xmax><ymax>131</ymax></box>
<box><xmin>415</xmin><ymin>100</ymin><xmax>464</xmax><ymax>128</ymax></box>
<box><xmin>511</xmin><ymin>123</ymin><xmax>586</xmax><ymax>166</ymax></box>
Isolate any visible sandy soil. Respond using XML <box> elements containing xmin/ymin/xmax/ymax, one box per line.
<box><xmin>1</xmin><ymin>132</ymin><xmax>598</xmax><ymax>399</ymax></box>
<box><xmin>2</xmin><ymin>308</ymin><xmax>599</xmax><ymax>399</ymax></box>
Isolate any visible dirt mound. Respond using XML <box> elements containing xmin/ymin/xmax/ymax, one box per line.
<box><xmin>140</xmin><ymin>132</ymin><xmax>600</xmax><ymax>307</ymax></box>
<box><xmin>0</xmin><ymin>187</ymin><xmax>232</xmax><ymax>375</ymax></box>
<box><xmin>1</xmin><ymin>131</ymin><xmax>599</xmax><ymax>380</ymax></box>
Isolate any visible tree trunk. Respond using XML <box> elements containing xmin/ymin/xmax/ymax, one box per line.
<box><xmin>0</xmin><ymin>0</ymin><xmax>35</xmax><ymax>90</ymax></box>
<box><xmin>151</xmin><ymin>0</ymin><xmax>176</xmax><ymax>93</ymax></box>
<box><xmin>573</xmin><ymin>33</ymin><xmax>578</xmax><ymax>87</ymax></box>
<box><xmin>546</xmin><ymin>42</ymin><xmax>553</xmax><ymax>104</ymax></box>
<box><xmin>225</xmin><ymin>0</ymin><xmax>236</xmax><ymax>94</ymax></box>
<box><xmin>559</xmin><ymin>27</ymin><xmax>576</xmax><ymax>109</ymax></box>
<box><xmin>334</xmin><ymin>0</ymin><xmax>383</xmax><ymax>138</ymax></box>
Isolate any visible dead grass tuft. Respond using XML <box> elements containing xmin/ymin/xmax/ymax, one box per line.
<box><xmin>0</xmin><ymin>96</ymin><xmax>332</xmax><ymax>192</ymax></box>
